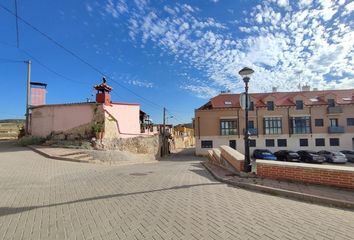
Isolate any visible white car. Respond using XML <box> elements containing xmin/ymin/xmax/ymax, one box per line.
<box><xmin>317</xmin><ymin>150</ymin><xmax>347</xmax><ymax>163</ymax></box>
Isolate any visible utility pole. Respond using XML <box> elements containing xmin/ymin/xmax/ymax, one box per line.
<box><xmin>25</xmin><ymin>60</ymin><xmax>31</xmax><ymax>135</ymax></box>
<box><xmin>162</xmin><ymin>107</ymin><xmax>166</xmax><ymax>156</ymax></box>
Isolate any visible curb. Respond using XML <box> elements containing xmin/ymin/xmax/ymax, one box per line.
<box><xmin>202</xmin><ymin>162</ymin><xmax>354</xmax><ymax>210</ymax></box>
<box><xmin>28</xmin><ymin>145</ymin><xmax>92</xmax><ymax>163</ymax></box>
<box><xmin>28</xmin><ymin>145</ymin><xmax>159</xmax><ymax>166</ymax></box>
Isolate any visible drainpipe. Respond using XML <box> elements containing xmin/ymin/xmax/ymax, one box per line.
<box><xmin>309</xmin><ymin>106</ymin><xmax>313</xmax><ymax>137</ymax></box>
<box><xmin>287</xmin><ymin>106</ymin><xmax>291</xmax><ymax>137</ymax></box>
<box><xmin>197</xmin><ymin>116</ymin><xmax>200</xmax><ymax>140</ymax></box>
<box><xmin>237</xmin><ymin>108</ymin><xmax>240</xmax><ymax>138</ymax></box>
<box><xmin>256</xmin><ymin>107</ymin><xmax>259</xmax><ymax>138</ymax></box>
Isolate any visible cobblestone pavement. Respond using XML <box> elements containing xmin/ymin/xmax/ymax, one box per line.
<box><xmin>1</xmin><ymin>141</ymin><xmax>354</xmax><ymax>240</ymax></box>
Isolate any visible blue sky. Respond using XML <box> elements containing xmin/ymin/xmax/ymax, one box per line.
<box><xmin>0</xmin><ymin>0</ymin><xmax>353</xmax><ymax>124</ymax></box>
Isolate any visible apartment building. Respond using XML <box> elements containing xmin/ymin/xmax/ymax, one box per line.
<box><xmin>194</xmin><ymin>88</ymin><xmax>354</xmax><ymax>155</ymax></box>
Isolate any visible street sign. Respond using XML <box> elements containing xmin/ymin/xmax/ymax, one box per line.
<box><xmin>240</xmin><ymin>92</ymin><xmax>251</xmax><ymax>110</ymax></box>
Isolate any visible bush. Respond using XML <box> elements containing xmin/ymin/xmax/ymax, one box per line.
<box><xmin>17</xmin><ymin>136</ymin><xmax>46</xmax><ymax>146</ymax></box>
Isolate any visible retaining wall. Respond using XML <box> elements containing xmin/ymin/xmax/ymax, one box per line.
<box><xmin>257</xmin><ymin>160</ymin><xmax>354</xmax><ymax>189</ymax></box>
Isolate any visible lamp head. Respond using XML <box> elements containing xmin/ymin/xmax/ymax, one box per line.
<box><xmin>239</xmin><ymin>67</ymin><xmax>254</xmax><ymax>77</ymax></box>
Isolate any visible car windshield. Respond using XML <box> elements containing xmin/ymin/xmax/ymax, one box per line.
<box><xmin>333</xmin><ymin>152</ymin><xmax>344</xmax><ymax>156</ymax></box>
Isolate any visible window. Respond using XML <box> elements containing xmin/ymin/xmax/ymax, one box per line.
<box><xmin>265</xmin><ymin>139</ymin><xmax>275</xmax><ymax>147</ymax></box>
<box><xmin>264</xmin><ymin>117</ymin><xmax>282</xmax><ymax>134</ymax></box>
<box><xmin>296</xmin><ymin>100</ymin><xmax>303</xmax><ymax>110</ymax></box>
<box><xmin>329</xmin><ymin>118</ymin><xmax>338</xmax><ymax>127</ymax></box>
<box><xmin>315</xmin><ymin>119</ymin><xmax>324</xmax><ymax>127</ymax></box>
<box><xmin>267</xmin><ymin>101</ymin><xmax>274</xmax><ymax>111</ymax></box>
<box><xmin>249</xmin><ymin>139</ymin><xmax>256</xmax><ymax>147</ymax></box>
<box><xmin>277</xmin><ymin>139</ymin><xmax>287</xmax><ymax>147</ymax></box>
<box><xmin>224</xmin><ymin>101</ymin><xmax>232</xmax><ymax>105</ymax></box>
<box><xmin>248</xmin><ymin>120</ymin><xmax>254</xmax><ymax>129</ymax></box>
<box><xmin>290</xmin><ymin>117</ymin><xmax>311</xmax><ymax>134</ymax></box>
<box><xmin>328</xmin><ymin>99</ymin><xmax>335</xmax><ymax>107</ymax></box>
<box><xmin>299</xmin><ymin>139</ymin><xmax>308</xmax><ymax>147</ymax></box>
<box><xmin>249</xmin><ymin>101</ymin><xmax>254</xmax><ymax>111</ymax></box>
<box><xmin>347</xmin><ymin>118</ymin><xmax>354</xmax><ymax>126</ymax></box>
<box><xmin>315</xmin><ymin>138</ymin><xmax>325</xmax><ymax>147</ymax></box>
<box><xmin>201</xmin><ymin>140</ymin><xmax>213</xmax><ymax>148</ymax></box>
<box><xmin>329</xmin><ymin>138</ymin><xmax>340</xmax><ymax>146</ymax></box>
<box><xmin>220</xmin><ymin>119</ymin><xmax>237</xmax><ymax>135</ymax></box>
<box><xmin>229</xmin><ymin>140</ymin><xmax>236</xmax><ymax>149</ymax></box>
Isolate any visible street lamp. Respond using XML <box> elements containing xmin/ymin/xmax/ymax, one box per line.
<box><xmin>239</xmin><ymin>67</ymin><xmax>254</xmax><ymax>173</ymax></box>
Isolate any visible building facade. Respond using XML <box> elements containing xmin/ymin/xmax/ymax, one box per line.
<box><xmin>30</xmin><ymin>79</ymin><xmax>158</xmax><ymax>139</ymax></box>
<box><xmin>194</xmin><ymin>89</ymin><xmax>354</xmax><ymax>155</ymax></box>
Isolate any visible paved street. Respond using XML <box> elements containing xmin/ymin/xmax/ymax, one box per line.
<box><xmin>1</xmin><ymin>141</ymin><xmax>354</xmax><ymax>240</ymax></box>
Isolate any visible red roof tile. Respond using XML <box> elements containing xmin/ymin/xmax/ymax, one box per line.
<box><xmin>201</xmin><ymin>89</ymin><xmax>354</xmax><ymax>109</ymax></box>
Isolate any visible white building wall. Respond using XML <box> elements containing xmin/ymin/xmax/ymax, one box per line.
<box><xmin>196</xmin><ymin>134</ymin><xmax>354</xmax><ymax>156</ymax></box>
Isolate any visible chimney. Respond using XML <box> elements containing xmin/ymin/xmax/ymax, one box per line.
<box><xmin>30</xmin><ymin>82</ymin><xmax>47</xmax><ymax>106</ymax></box>
<box><xmin>94</xmin><ymin>77</ymin><xmax>112</xmax><ymax>105</ymax></box>
<box><xmin>313</xmin><ymin>87</ymin><xmax>318</xmax><ymax>91</ymax></box>
<box><xmin>272</xmin><ymin>87</ymin><xmax>277</xmax><ymax>92</ymax></box>
<box><xmin>302</xmin><ymin>85</ymin><xmax>310</xmax><ymax>91</ymax></box>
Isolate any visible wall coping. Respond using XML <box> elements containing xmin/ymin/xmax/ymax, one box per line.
<box><xmin>212</xmin><ymin>148</ymin><xmax>221</xmax><ymax>158</ymax></box>
<box><xmin>256</xmin><ymin>159</ymin><xmax>354</xmax><ymax>173</ymax></box>
<box><xmin>220</xmin><ymin>145</ymin><xmax>244</xmax><ymax>161</ymax></box>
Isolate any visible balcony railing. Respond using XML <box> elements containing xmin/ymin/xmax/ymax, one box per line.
<box><xmin>327</xmin><ymin>106</ymin><xmax>342</xmax><ymax>114</ymax></box>
<box><xmin>328</xmin><ymin>126</ymin><xmax>345</xmax><ymax>133</ymax></box>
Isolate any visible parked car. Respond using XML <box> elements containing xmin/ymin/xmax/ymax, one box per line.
<box><xmin>274</xmin><ymin>150</ymin><xmax>300</xmax><ymax>162</ymax></box>
<box><xmin>297</xmin><ymin>150</ymin><xmax>325</xmax><ymax>163</ymax></box>
<box><xmin>253</xmin><ymin>149</ymin><xmax>277</xmax><ymax>160</ymax></box>
<box><xmin>317</xmin><ymin>150</ymin><xmax>347</xmax><ymax>163</ymax></box>
<box><xmin>340</xmin><ymin>150</ymin><xmax>354</xmax><ymax>163</ymax></box>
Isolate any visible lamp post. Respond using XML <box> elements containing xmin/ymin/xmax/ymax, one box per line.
<box><xmin>239</xmin><ymin>67</ymin><xmax>254</xmax><ymax>173</ymax></box>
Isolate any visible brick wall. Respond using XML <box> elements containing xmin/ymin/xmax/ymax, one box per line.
<box><xmin>257</xmin><ymin>161</ymin><xmax>354</xmax><ymax>189</ymax></box>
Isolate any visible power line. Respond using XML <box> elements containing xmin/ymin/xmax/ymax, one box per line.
<box><xmin>20</xmin><ymin>49</ymin><xmax>88</xmax><ymax>85</ymax></box>
<box><xmin>14</xmin><ymin>0</ymin><xmax>20</xmax><ymax>48</ymax></box>
<box><xmin>0</xmin><ymin>3</ymin><xmax>164</xmax><ymax>110</ymax></box>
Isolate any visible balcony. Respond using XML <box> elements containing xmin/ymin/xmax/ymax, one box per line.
<box><xmin>327</xmin><ymin>106</ymin><xmax>342</xmax><ymax>114</ymax></box>
<box><xmin>328</xmin><ymin>126</ymin><xmax>345</xmax><ymax>134</ymax></box>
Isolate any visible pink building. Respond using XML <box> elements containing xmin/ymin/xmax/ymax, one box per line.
<box><xmin>29</xmin><ymin>78</ymin><xmax>157</xmax><ymax>139</ymax></box>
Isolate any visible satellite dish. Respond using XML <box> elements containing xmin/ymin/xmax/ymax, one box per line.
<box><xmin>240</xmin><ymin>92</ymin><xmax>251</xmax><ymax>110</ymax></box>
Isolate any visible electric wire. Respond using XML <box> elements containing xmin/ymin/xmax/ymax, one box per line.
<box><xmin>0</xmin><ymin>3</ymin><xmax>192</xmax><ymax>124</ymax></box>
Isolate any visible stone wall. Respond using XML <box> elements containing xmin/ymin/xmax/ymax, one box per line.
<box><xmin>96</xmin><ymin>135</ymin><xmax>161</xmax><ymax>157</ymax></box>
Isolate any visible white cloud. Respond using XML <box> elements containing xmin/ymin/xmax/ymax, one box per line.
<box><xmin>105</xmin><ymin>0</ymin><xmax>128</xmax><ymax>18</ymax></box>
<box><xmin>86</xmin><ymin>3</ymin><xmax>93</xmax><ymax>13</ymax></box>
<box><xmin>181</xmin><ymin>85</ymin><xmax>219</xmax><ymax>99</ymax></box>
<box><xmin>127</xmin><ymin>79</ymin><xmax>154</xmax><ymax>88</ymax></box>
<box><xmin>343</xmin><ymin>1</ymin><xmax>354</xmax><ymax>15</ymax></box>
<box><xmin>277</xmin><ymin>0</ymin><xmax>289</xmax><ymax>7</ymax></box>
<box><xmin>99</xmin><ymin>1</ymin><xmax>354</xmax><ymax>95</ymax></box>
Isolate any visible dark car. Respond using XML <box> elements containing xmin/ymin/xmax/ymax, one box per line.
<box><xmin>340</xmin><ymin>150</ymin><xmax>354</xmax><ymax>163</ymax></box>
<box><xmin>253</xmin><ymin>149</ymin><xmax>277</xmax><ymax>160</ymax></box>
<box><xmin>297</xmin><ymin>150</ymin><xmax>325</xmax><ymax>163</ymax></box>
<box><xmin>274</xmin><ymin>150</ymin><xmax>300</xmax><ymax>162</ymax></box>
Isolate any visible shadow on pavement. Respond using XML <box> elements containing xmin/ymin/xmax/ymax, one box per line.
<box><xmin>162</xmin><ymin>147</ymin><xmax>206</xmax><ymax>162</ymax></box>
<box><xmin>0</xmin><ymin>140</ymin><xmax>28</xmax><ymax>153</ymax></box>
<box><xmin>0</xmin><ymin>182</ymin><xmax>222</xmax><ymax>217</ymax></box>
